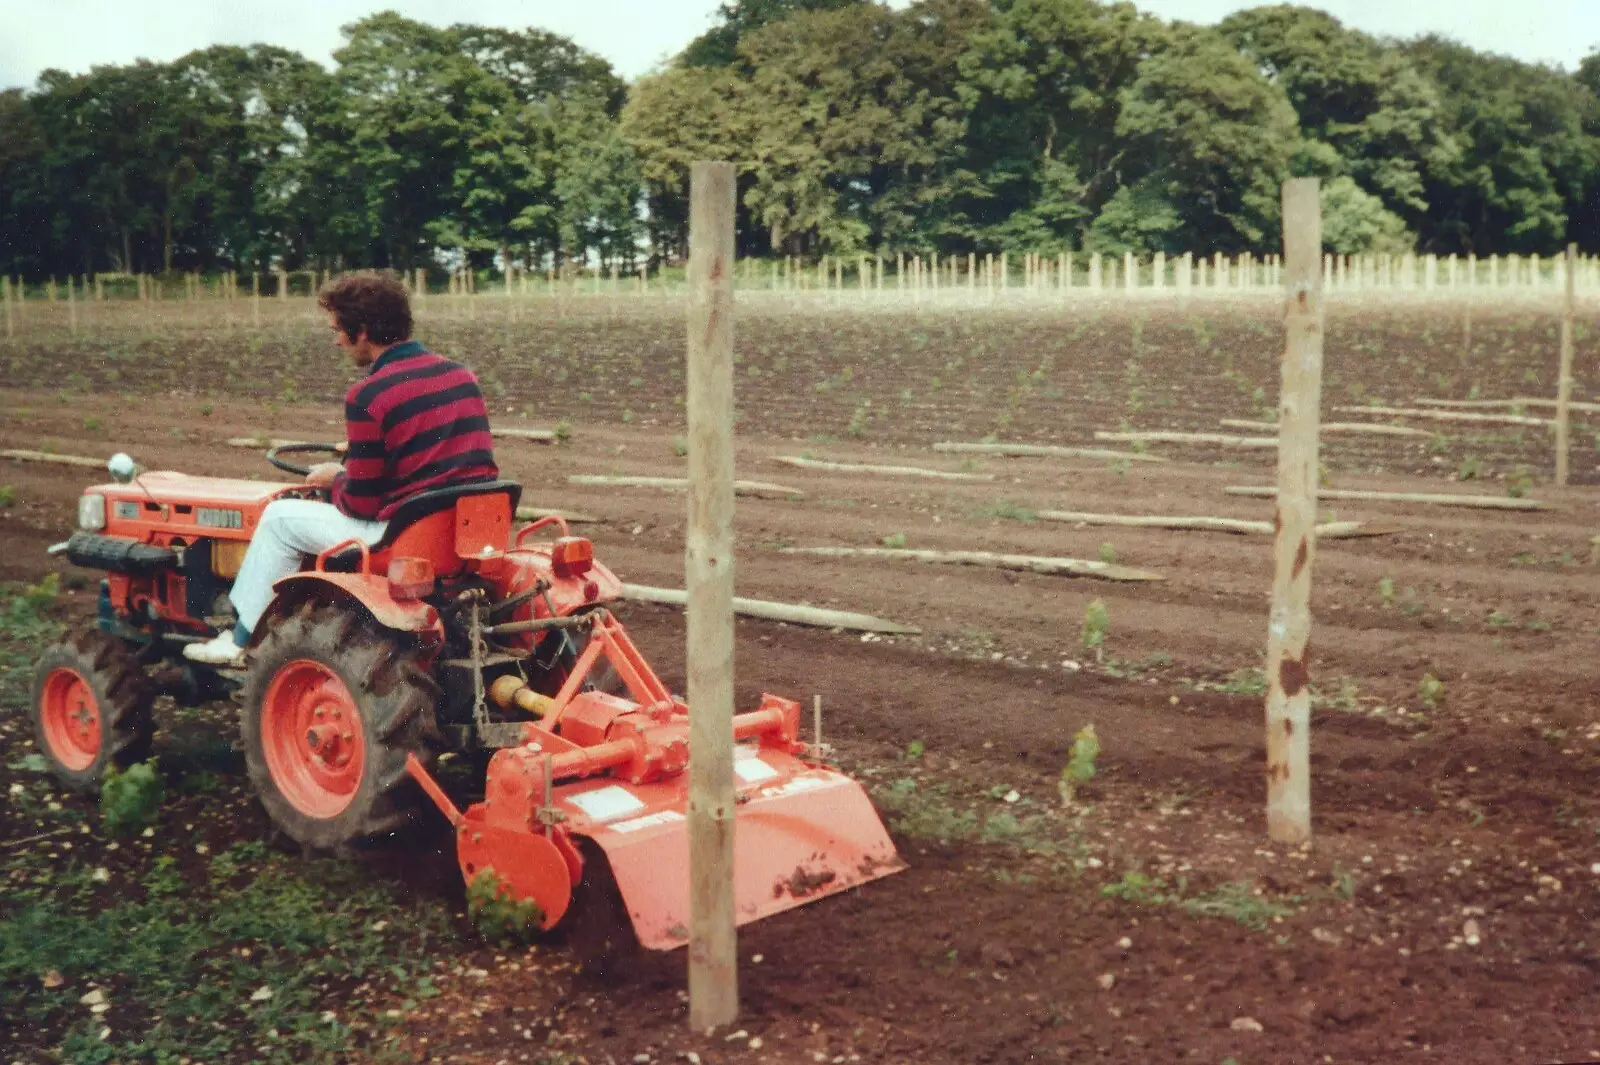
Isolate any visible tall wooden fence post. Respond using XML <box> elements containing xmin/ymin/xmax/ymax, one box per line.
<box><xmin>2</xmin><ymin>276</ymin><xmax>12</xmax><ymax>340</ymax></box>
<box><xmin>1556</xmin><ymin>242</ymin><xmax>1578</xmax><ymax>486</ymax></box>
<box><xmin>686</xmin><ymin>160</ymin><xmax>738</xmax><ymax>1032</ymax></box>
<box><xmin>1266</xmin><ymin>178</ymin><xmax>1323</xmax><ymax>845</ymax></box>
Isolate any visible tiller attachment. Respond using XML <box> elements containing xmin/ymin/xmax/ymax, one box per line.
<box><xmin>407</xmin><ymin>611</ymin><xmax>904</xmax><ymax>950</ymax></box>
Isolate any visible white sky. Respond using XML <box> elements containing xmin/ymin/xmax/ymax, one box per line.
<box><xmin>1</xmin><ymin>0</ymin><xmax>1597</xmax><ymax>91</ymax></box>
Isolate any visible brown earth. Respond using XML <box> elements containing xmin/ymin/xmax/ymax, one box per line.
<box><xmin>3</xmin><ymin>299</ymin><xmax>1600</xmax><ymax>1064</ymax></box>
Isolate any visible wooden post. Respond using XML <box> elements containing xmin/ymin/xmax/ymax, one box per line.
<box><xmin>67</xmin><ymin>275</ymin><xmax>77</xmax><ymax>335</ymax></box>
<box><xmin>1123</xmin><ymin>252</ymin><xmax>1135</xmax><ymax>295</ymax></box>
<box><xmin>685</xmin><ymin>160</ymin><xmax>738</xmax><ymax>1031</ymax></box>
<box><xmin>1556</xmin><ymin>243</ymin><xmax>1578</xmax><ymax>486</ymax></box>
<box><xmin>2</xmin><ymin>276</ymin><xmax>12</xmax><ymax>340</ymax></box>
<box><xmin>1265</xmin><ymin>177</ymin><xmax>1323</xmax><ymax>845</ymax></box>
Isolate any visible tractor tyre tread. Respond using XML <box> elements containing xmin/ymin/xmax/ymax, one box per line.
<box><xmin>30</xmin><ymin>629</ymin><xmax>155</xmax><ymax>794</ymax></box>
<box><xmin>240</xmin><ymin>605</ymin><xmax>439</xmax><ymax>851</ymax></box>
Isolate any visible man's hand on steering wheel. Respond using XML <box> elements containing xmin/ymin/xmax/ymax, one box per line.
<box><xmin>305</xmin><ymin>462</ymin><xmax>343</xmax><ymax>488</ymax></box>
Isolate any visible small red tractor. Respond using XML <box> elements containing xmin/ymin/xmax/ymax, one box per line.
<box><xmin>32</xmin><ymin>445</ymin><xmax>902</xmax><ymax>949</ymax></box>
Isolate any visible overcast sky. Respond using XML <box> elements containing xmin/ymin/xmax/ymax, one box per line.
<box><xmin>2</xmin><ymin>0</ymin><xmax>1597</xmax><ymax>91</ymax></box>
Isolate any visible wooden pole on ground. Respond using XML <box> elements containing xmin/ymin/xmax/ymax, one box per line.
<box><xmin>1556</xmin><ymin>243</ymin><xmax>1577</xmax><ymax>486</ymax></box>
<box><xmin>685</xmin><ymin>160</ymin><xmax>738</xmax><ymax>1031</ymax></box>
<box><xmin>1224</xmin><ymin>485</ymin><xmax>1550</xmax><ymax>511</ymax></box>
<box><xmin>622</xmin><ymin>584</ymin><xmax>919</xmax><ymax>635</ymax></box>
<box><xmin>1266</xmin><ymin>177</ymin><xmax>1322</xmax><ymax>845</ymax></box>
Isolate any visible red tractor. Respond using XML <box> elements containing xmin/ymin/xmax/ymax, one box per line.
<box><xmin>32</xmin><ymin>445</ymin><xmax>902</xmax><ymax>948</ymax></box>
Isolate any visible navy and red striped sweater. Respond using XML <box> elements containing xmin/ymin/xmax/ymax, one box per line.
<box><xmin>331</xmin><ymin>340</ymin><xmax>499</xmax><ymax>521</ymax></box>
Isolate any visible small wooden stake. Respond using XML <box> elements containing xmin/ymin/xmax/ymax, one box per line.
<box><xmin>932</xmin><ymin>442</ymin><xmax>1166</xmax><ymax>463</ymax></box>
<box><xmin>685</xmin><ymin>160</ymin><xmax>738</xmax><ymax>1031</ymax></box>
<box><xmin>1266</xmin><ymin>177</ymin><xmax>1322</xmax><ymax>845</ymax></box>
<box><xmin>621</xmin><ymin>584</ymin><xmax>918</xmax><ymax>634</ymax></box>
<box><xmin>1225</xmin><ymin>485</ymin><xmax>1549</xmax><ymax>511</ymax></box>
<box><xmin>1556</xmin><ymin>243</ymin><xmax>1577</xmax><ymax>486</ymax></box>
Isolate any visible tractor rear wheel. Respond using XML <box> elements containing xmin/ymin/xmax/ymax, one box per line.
<box><xmin>241</xmin><ymin>604</ymin><xmax>442</xmax><ymax>850</ymax></box>
<box><xmin>30</xmin><ymin>630</ymin><xmax>155</xmax><ymax>793</ymax></box>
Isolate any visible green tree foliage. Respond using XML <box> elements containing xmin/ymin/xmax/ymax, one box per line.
<box><xmin>4</xmin><ymin>1</ymin><xmax>1600</xmax><ymax>278</ymax></box>
<box><xmin>1320</xmin><ymin>175</ymin><xmax>1411</xmax><ymax>254</ymax></box>
<box><xmin>957</xmin><ymin>0</ymin><xmax>1164</xmax><ymax>250</ymax></box>
<box><xmin>1403</xmin><ymin>37</ymin><xmax>1597</xmax><ymax>252</ymax></box>
<box><xmin>0</xmin><ymin>14</ymin><xmax>633</xmax><ymax>278</ymax></box>
<box><xmin>1110</xmin><ymin>26</ymin><xmax>1300</xmax><ymax>251</ymax></box>
<box><xmin>681</xmin><ymin>0</ymin><xmax>871</xmax><ymax>69</ymax></box>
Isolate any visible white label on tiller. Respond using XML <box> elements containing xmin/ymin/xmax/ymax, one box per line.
<box><xmin>609</xmin><ymin>810</ymin><xmax>687</xmax><ymax>835</ymax></box>
<box><xmin>733</xmin><ymin>755</ymin><xmax>781</xmax><ymax>784</ymax></box>
<box><xmin>565</xmin><ymin>785</ymin><xmax>646</xmax><ymax>822</ymax></box>
<box><xmin>759</xmin><ymin>774</ymin><xmax>836</xmax><ymax>800</ymax></box>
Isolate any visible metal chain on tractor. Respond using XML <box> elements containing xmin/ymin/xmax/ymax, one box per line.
<box><xmin>460</xmin><ymin>589</ymin><xmax>491</xmax><ymax>737</ymax></box>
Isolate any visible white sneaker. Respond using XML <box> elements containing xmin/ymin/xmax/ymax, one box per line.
<box><xmin>183</xmin><ymin>631</ymin><xmax>246</xmax><ymax>668</ymax></box>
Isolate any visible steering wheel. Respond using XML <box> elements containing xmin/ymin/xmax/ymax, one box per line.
<box><xmin>266</xmin><ymin>442</ymin><xmax>343</xmax><ymax>477</ymax></box>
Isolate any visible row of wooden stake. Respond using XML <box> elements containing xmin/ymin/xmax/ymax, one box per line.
<box><xmin>5</xmin><ymin>246</ymin><xmax>1598</xmax><ymax>312</ymax></box>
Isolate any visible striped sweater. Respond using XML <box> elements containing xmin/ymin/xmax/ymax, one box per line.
<box><xmin>331</xmin><ymin>340</ymin><xmax>499</xmax><ymax>521</ymax></box>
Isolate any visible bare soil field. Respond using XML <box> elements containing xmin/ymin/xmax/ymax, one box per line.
<box><xmin>2</xmin><ymin>300</ymin><xmax>1599</xmax><ymax>1064</ymax></box>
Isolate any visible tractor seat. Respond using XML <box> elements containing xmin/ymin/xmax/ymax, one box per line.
<box><xmin>323</xmin><ymin>479</ymin><xmax>523</xmax><ymax>573</ymax></box>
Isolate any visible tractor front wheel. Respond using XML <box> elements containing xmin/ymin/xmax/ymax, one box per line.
<box><xmin>30</xmin><ymin>631</ymin><xmax>155</xmax><ymax>793</ymax></box>
<box><xmin>241</xmin><ymin>604</ymin><xmax>441</xmax><ymax>850</ymax></box>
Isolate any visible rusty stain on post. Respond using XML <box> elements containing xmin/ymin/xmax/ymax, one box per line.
<box><xmin>1265</xmin><ymin>177</ymin><xmax>1322</xmax><ymax>845</ymax></box>
<box><xmin>1278</xmin><ymin>655</ymin><xmax>1310</xmax><ymax>698</ymax></box>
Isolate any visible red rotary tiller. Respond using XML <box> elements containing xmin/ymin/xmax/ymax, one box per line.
<box><xmin>32</xmin><ymin>445</ymin><xmax>904</xmax><ymax>948</ymax></box>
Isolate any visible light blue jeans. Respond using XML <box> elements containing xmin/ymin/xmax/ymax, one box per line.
<box><xmin>229</xmin><ymin>498</ymin><xmax>387</xmax><ymax>637</ymax></box>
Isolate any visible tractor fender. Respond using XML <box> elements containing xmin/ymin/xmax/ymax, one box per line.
<box><xmin>252</xmin><ymin>573</ymin><xmax>442</xmax><ymax>644</ymax></box>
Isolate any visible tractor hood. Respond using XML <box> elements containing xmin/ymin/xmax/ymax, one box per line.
<box><xmin>88</xmin><ymin>471</ymin><xmax>298</xmax><ymax>508</ymax></box>
<box><xmin>81</xmin><ymin>472</ymin><xmax>304</xmax><ymax>539</ymax></box>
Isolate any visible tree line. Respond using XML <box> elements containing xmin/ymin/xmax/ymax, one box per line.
<box><xmin>3</xmin><ymin>0</ymin><xmax>1599</xmax><ymax>281</ymax></box>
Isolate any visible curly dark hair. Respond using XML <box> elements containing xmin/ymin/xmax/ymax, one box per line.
<box><xmin>317</xmin><ymin>273</ymin><xmax>413</xmax><ymax>346</ymax></box>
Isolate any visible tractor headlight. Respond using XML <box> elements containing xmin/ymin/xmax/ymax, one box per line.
<box><xmin>77</xmin><ymin>493</ymin><xmax>106</xmax><ymax>532</ymax></box>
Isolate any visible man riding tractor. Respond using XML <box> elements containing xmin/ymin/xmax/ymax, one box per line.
<box><xmin>33</xmin><ymin>270</ymin><xmax>907</xmax><ymax>947</ymax></box>
<box><xmin>184</xmin><ymin>273</ymin><xmax>499</xmax><ymax>668</ymax></box>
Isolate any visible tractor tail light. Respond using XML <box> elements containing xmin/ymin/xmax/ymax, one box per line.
<box><xmin>551</xmin><ymin>537</ymin><xmax>593</xmax><ymax>579</ymax></box>
<box><xmin>387</xmin><ymin>556</ymin><xmax>436</xmax><ymax>600</ymax></box>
